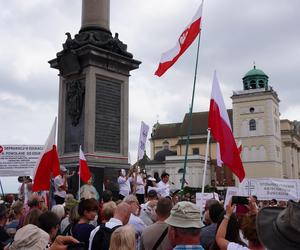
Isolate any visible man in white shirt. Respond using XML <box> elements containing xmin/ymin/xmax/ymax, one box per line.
<box><xmin>118</xmin><ymin>168</ymin><xmax>133</xmax><ymax>200</ymax></box>
<box><xmin>156</xmin><ymin>172</ymin><xmax>170</xmax><ymax>198</ymax></box>
<box><xmin>53</xmin><ymin>166</ymin><xmax>68</xmax><ymax>204</ymax></box>
<box><xmin>124</xmin><ymin>195</ymin><xmax>147</xmax><ymax>250</ymax></box>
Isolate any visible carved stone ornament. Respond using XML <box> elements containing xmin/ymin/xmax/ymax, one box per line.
<box><xmin>62</xmin><ymin>31</ymin><xmax>133</xmax><ymax>58</ymax></box>
<box><xmin>66</xmin><ymin>80</ymin><xmax>85</xmax><ymax>126</ymax></box>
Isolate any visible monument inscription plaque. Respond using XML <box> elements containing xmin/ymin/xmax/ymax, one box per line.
<box><xmin>95</xmin><ymin>78</ymin><xmax>121</xmax><ymax>153</ymax></box>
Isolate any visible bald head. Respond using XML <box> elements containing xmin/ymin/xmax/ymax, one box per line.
<box><xmin>114</xmin><ymin>202</ymin><xmax>131</xmax><ymax>225</ymax></box>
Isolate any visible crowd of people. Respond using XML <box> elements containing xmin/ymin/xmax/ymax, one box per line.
<box><xmin>0</xmin><ymin>168</ymin><xmax>300</xmax><ymax>250</ymax></box>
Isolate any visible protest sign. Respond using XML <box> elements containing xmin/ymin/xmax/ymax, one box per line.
<box><xmin>239</xmin><ymin>178</ymin><xmax>300</xmax><ymax>201</ymax></box>
<box><xmin>196</xmin><ymin>192</ymin><xmax>219</xmax><ymax>209</ymax></box>
<box><xmin>0</xmin><ymin>145</ymin><xmax>43</xmax><ymax>176</ymax></box>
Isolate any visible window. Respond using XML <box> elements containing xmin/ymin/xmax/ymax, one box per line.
<box><xmin>192</xmin><ymin>148</ymin><xmax>199</xmax><ymax>155</ymax></box>
<box><xmin>249</xmin><ymin>119</ymin><xmax>256</xmax><ymax>131</ymax></box>
<box><xmin>249</xmin><ymin>107</ymin><xmax>255</xmax><ymax>113</ymax></box>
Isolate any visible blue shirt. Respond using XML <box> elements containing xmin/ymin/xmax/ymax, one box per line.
<box><xmin>72</xmin><ymin>223</ymin><xmax>95</xmax><ymax>249</ymax></box>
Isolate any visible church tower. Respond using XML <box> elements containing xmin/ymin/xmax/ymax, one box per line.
<box><xmin>232</xmin><ymin>66</ymin><xmax>283</xmax><ymax>178</ymax></box>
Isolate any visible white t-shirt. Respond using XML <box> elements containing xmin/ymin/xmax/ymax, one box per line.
<box><xmin>156</xmin><ymin>181</ymin><xmax>170</xmax><ymax>197</ymax></box>
<box><xmin>134</xmin><ymin>174</ymin><xmax>145</xmax><ymax>195</ymax></box>
<box><xmin>227</xmin><ymin>242</ymin><xmax>249</xmax><ymax>250</ymax></box>
<box><xmin>118</xmin><ymin>176</ymin><xmax>132</xmax><ymax>197</ymax></box>
<box><xmin>54</xmin><ymin>175</ymin><xmax>66</xmax><ymax>198</ymax></box>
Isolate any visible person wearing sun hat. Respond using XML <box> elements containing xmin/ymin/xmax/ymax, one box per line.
<box><xmin>256</xmin><ymin>200</ymin><xmax>300</xmax><ymax>250</ymax></box>
<box><xmin>165</xmin><ymin>201</ymin><xmax>205</xmax><ymax>250</ymax></box>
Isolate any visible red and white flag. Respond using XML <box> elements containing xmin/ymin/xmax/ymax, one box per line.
<box><xmin>208</xmin><ymin>72</ymin><xmax>245</xmax><ymax>182</ymax></box>
<box><xmin>155</xmin><ymin>2</ymin><xmax>203</xmax><ymax>77</ymax></box>
<box><xmin>79</xmin><ymin>146</ymin><xmax>91</xmax><ymax>183</ymax></box>
<box><xmin>32</xmin><ymin>118</ymin><xmax>60</xmax><ymax>192</ymax></box>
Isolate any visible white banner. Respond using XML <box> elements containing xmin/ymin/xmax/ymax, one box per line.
<box><xmin>0</xmin><ymin>145</ymin><xmax>43</xmax><ymax>176</ymax></box>
<box><xmin>137</xmin><ymin>121</ymin><xmax>149</xmax><ymax>160</ymax></box>
<box><xmin>196</xmin><ymin>192</ymin><xmax>219</xmax><ymax>209</ymax></box>
<box><xmin>239</xmin><ymin>178</ymin><xmax>300</xmax><ymax>201</ymax></box>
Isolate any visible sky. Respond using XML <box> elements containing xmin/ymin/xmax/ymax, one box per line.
<box><xmin>1</xmin><ymin>0</ymin><xmax>300</xmax><ymax>193</ymax></box>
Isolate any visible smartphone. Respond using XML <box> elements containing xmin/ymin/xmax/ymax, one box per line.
<box><xmin>67</xmin><ymin>242</ymin><xmax>85</xmax><ymax>250</ymax></box>
<box><xmin>232</xmin><ymin>196</ymin><xmax>249</xmax><ymax>205</ymax></box>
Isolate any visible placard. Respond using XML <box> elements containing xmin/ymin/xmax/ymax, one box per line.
<box><xmin>0</xmin><ymin>145</ymin><xmax>43</xmax><ymax>176</ymax></box>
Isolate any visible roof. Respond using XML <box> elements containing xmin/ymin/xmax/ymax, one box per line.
<box><xmin>243</xmin><ymin>66</ymin><xmax>268</xmax><ymax>78</ymax></box>
<box><xmin>151</xmin><ymin>110</ymin><xmax>233</xmax><ymax>139</ymax></box>
<box><xmin>151</xmin><ymin>122</ymin><xmax>182</xmax><ymax>139</ymax></box>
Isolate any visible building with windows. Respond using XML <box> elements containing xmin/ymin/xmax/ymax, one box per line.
<box><xmin>146</xmin><ymin>67</ymin><xmax>300</xmax><ymax>188</ymax></box>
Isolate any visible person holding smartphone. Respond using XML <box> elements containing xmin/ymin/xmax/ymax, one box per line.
<box><xmin>215</xmin><ymin>197</ymin><xmax>264</xmax><ymax>250</ymax></box>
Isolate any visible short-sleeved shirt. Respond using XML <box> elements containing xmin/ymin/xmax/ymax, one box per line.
<box><xmin>227</xmin><ymin>242</ymin><xmax>249</xmax><ymax>250</ymax></box>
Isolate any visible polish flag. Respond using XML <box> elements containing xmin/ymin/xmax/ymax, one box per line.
<box><xmin>79</xmin><ymin>146</ymin><xmax>91</xmax><ymax>183</ymax></box>
<box><xmin>208</xmin><ymin>72</ymin><xmax>245</xmax><ymax>182</ymax></box>
<box><xmin>155</xmin><ymin>2</ymin><xmax>203</xmax><ymax>77</ymax></box>
<box><xmin>32</xmin><ymin>119</ymin><xmax>60</xmax><ymax>192</ymax></box>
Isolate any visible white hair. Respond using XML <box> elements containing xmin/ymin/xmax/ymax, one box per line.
<box><xmin>51</xmin><ymin>204</ymin><xmax>65</xmax><ymax>220</ymax></box>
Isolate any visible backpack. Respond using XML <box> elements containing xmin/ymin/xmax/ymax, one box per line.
<box><xmin>61</xmin><ymin>223</ymin><xmax>73</xmax><ymax>236</ymax></box>
<box><xmin>90</xmin><ymin>224</ymin><xmax>122</xmax><ymax>250</ymax></box>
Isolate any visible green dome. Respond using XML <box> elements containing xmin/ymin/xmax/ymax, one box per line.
<box><xmin>243</xmin><ymin>67</ymin><xmax>268</xmax><ymax>78</ymax></box>
<box><xmin>244</xmin><ymin>68</ymin><xmax>267</xmax><ymax>77</ymax></box>
<box><xmin>242</xmin><ymin>65</ymin><xmax>269</xmax><ymax>90</ymax></box>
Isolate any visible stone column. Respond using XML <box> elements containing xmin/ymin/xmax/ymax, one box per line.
<box><xmin>81</xmin><ymin>0</ymin><xmax>110</xmax><ymax>31</ymax></box>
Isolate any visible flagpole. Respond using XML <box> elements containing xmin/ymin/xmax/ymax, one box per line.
<box><xmin>200</xmin><ymin>129</ymin><xmax>211</xmax><ymax>217</ymax></box>
<box><xmin>78</xmin><ymin>145</ymin><xmax>81</xmax><ymax>201</ymax></box>
<box><xmin>181</xmin><ymin>30</ymin><xmax>202</xmax><ymax>190</ymax></box>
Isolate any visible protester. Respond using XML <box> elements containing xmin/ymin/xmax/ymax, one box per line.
<box><xmin>203</xmin><ymin>199</ymin><xmax>220</xmax><ymax>226</ymax></box>
<box><xmin>51</xmin><ymin>204</ymin><xmax>65</xmax><ymax>221</ymax></box>
<box><xmin>140</xmin><ymin>198</ymin><xmax>173</xmax><ymax>250</ymax></box>
<box><xmin>200</xmin><ymin>202</ymin><xmax>224</xmax><ymax>250</ymax></box>
<box><xmin>139</xmin><ymin>190</ymin><xmax>158</xmax><ymax>226</ymax></box>
<box><xmin>60</xmin><ymin>198</ymin><xmax>78</xmax><ymax>233</ymax></box>
<box><xmin>80</xmin><ymin>178</ymin><xmax>99</xmax><ymax>200</ymax></box>
<box><xmin>38</xmin><ymin>211</ymin><xmax>60</xmax><ymax>244</ymax></box>
<box><xmin>89</xmin><ymin>202</ymin><xmax>131</xmax><ymax>250</ymax></box>
<box><xmin>54</xmin><ymin>166</ymin><xmax>68</xmax><ymax>205</ymax></box>
<box><xmin>256</xmin><ymin>200</ymin><xmax>300</xmax><ymax>250</ymax></box>
<box><xmin>145</xmin><ymin>177</ymin><xmax>168</xmax><ymax>197</ymax></box>
<box><xmin>109</xmin><ymin>225</ymin><xmax>136</xmax><ymax>250</ymax></box>
<box><xmin>23</xmin><ymin>208</ymin><xmax>42</xmax><ymax>226</ymax></box>
<box><xmin>156</xmin><ymin>172</ymin><xmax>170</xmax><ymax>197</ymax></box>
<box><xmin>117</xmin><ymin>169</ymin><xmax>133</xmax><ymax>200</ymax></box>
<box><xmin>0</xmin><ymin>204</ymin><xmax>10</xmax><ymax>249</ymax></box>
<box><xmin>5</xmin><ymin>200</ymin><xmax>24</xmax><ymax>236</ymax></box>
<box><xmin>7</xmin><ymin>224</ymin><xmax>49</xmax><ymax>250</ymax></box>
<box><xmin>215</xmin><ymin>197</ymin><xmax>262</xmax><ymax>250</ymax></box>
<box><xmin>100</xmin><ymin>201</ymin><xmax>117</xmax><ymax>224</ymax></box>
<box><xmin>61</xmin><ymin>205</ymin><xmax>80</xmax><ymax>236</ymax></box>
<box><xmin>132</xmin><ymin>168</ymin><xmax>146</xmax><ymax>204</ymax></box>
<box><xmin>165</xmin><ymin>201</ymin><xmax>205</xmax><ymax>249</ymax></box>
<box><xmin>72</xmin><ymin>198</ymin><xmax>98</xmax><ymax>249</ymax></box>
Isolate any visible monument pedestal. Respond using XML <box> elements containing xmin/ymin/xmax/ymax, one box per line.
<box><xmin>49</xmin><ymin>0</ymin><xmax>140</xmax><ymax>196</ymax></box>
